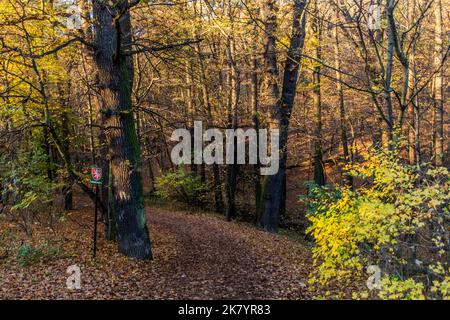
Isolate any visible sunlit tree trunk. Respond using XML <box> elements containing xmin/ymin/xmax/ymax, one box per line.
<box><xmin>334</xmin><ymin>9</ymin><xmax>352</xmax><ymax>187</ymax></box>
<box><xmin>434</xmin><ymin>0</ymin><xmax>444</xmax><ymax>166</ymax></box>
<box><xmin>93</xmin><ymin>0</ymin><xmax>152</xmax><ymax>260</ymax></box>
<box><xmin>407</xmin><ymin>0</ymin><xmax>420</xmax><ymax>165</ymax></box>
<box><xmin>196</xmin><ymin>37</ymin><xmax>224</xmax><ymax>214</ymax></box>
<box><xmin>312</xmin><ymin>0</ymin><xmax>325</xmax><ymax>186</ymax></box>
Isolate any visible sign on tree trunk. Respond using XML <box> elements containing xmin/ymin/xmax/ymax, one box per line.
<box><xmin>90</xmin><ymin>165</ymin><xmax>103</xmax><ymax>185</ymax></box>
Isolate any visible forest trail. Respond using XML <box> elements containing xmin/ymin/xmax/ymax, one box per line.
<box><xmin>0</xmin><ymin>193</ymin><xmax>312</xmax><ymax>299</ymax></box>
<box><xmin>147</xmin><ymin>207</ymin><xmax>312</xmax><ymax>299</ymax></box>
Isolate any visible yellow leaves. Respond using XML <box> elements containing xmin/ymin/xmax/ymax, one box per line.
<box><xmin>278</xmin><ymin>34</ymin><xmax>291</xmax><ymax>49</ymax></box>
<box><xmin>306</xmin><ymin>148</ymin><xmax>450</xmax><ymax>299</ymax></box>
<box><xmin>378</xmin><ymin>277</ymin><xmax>426</xmax><ymax>300</ymax></box>
<box><xmin>429</xmin><ymin>198</ymin><xmax>443</xmax><ymax>208</ymax></box>
<box><xmin>431</xmin><ymin>275</ymin><xmax>450</xmax><ymax>299</ymax></box>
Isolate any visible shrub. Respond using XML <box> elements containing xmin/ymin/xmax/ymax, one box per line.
<box><xmin>155</xmin><ymin>168</ymin><xmax>211</xmax><ymax>206</ymax></box>
<box><xmin>0</xmin><ymin>147</ymin><xmax>58</xmax><ymax>234</ymax></box>
<box><xmin>17</xmin><ymin>243</ymin><xmax>61</xmax><ymax>266</ymax></box>
<box><xmin>304</xmin><ymin>148</ymin><xmax>450</xmax><ymax>299</ymax></box>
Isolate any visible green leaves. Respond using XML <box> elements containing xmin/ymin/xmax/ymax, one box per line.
<box><xmin>155</xmin><ymin>168</ymin><xmax>211</xmax><ymax>206</ymax></box>
<box><xmin>17</xmin><ymin>243</ymin><xmax>62</xmax><ymax>267</ymax></box>
<box><xmin>0</xmin><ymin>143</ymin><xmax>59</xmax><ymax>233</ymax></box>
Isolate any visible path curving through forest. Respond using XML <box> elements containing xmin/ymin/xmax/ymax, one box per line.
<box><xmin>0</xmin><ymin>194</ymin><xmax>312</xmax><ymax>299</ymax></box>
<box><xmin>147</xmin><ymin>207</ymin><xmax>312</xmax><ymax>299</ymax></box>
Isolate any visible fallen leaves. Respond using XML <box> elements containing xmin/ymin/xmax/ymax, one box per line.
<box><xmin>0</xmin><ymin>192</ymin><xmax>313</xmax><ymax>299</ymax></box>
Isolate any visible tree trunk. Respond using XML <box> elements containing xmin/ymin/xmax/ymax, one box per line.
<box><xmin>334</xmin><ymin>9</ymin><xmax>352</xmax><ymax>188</ymax></box>
<box><xmin>93</xmin><ymin>0</ymin><xmax>152</xmax><ymax>260</ymax></box>
<box><xmin>258</xmin><ymin>0</ymin><xmax>281</xmax><ymax>232</ymax></box>
<box><xmin>192</xmin><ymin>18</ymin><xmax>224</xmax><ymax>213</ymax></box>
<box><xmin>434</xmin><ymin>0</ymin><xmax>444</xmax><ymax>166</ymax></box>
<box><xmin>147</xmin><ymin>158</ymin><xmax>156</xmax><ymax>195</ymax></box>
<box><xmin>312</xmin><ymin>0</ymin><xmax>325</xmax><ymax>186</ymax></box>
<box><xmin>259</xmin><ymin>0</ymin><xmax>307</xmax><ymax>231</ymax></box>
<box><xmin>184</xmin><ymin>63</ymin><xmax>197</xmax><ymax>175</ymax></box>
<box><xmin>61</xmin><ymin>109</ymin><xmax>73</xmax><ymax>210</ymax></box>
<box><xmin>407</xmin><ymin>0</ymin><xmax>420</xmax><ymax>165</ymax></box>
<box><xmin>385</xmin><ymin>0</ymin><xmax>396</xmax><ymax>146</ymax></box>
<box><xmin>251</xmin><ymin>37</ymin><xmax>262</xmax><ymax>222</ymax></box>
<box><xmin>225</xmin><ymin>34</ymin><xmax>240</xmax><ymax>221</ymax></box>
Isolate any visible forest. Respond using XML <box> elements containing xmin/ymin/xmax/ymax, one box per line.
<box><xmin>0</xmin><ymin>0</ymin><xmax>449</xmax><ymax>301</ymax></box>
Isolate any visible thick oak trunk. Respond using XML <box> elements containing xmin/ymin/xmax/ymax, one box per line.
<box><xmin>93</xmin><ymin>1</ymin><xmax>152</xmax><ymax>260</ymax></box>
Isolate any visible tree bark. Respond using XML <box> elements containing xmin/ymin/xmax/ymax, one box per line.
<box><xmin>251</xmin><ymin>34</ymin><xmax>261</xmax><ymax>221</ymax></box>
<box><xmin>434</xmin><ymin>0</ymin><xmax>444</xmax><ymax>166</ymax></box>
<box><xmin>259</xmin><ymin>0</ymin><xmax>307</xmax><ymax>232</ymax></box>
<box><xmin>223</xmin><ymin>3</ymin><xmax>240</xmax><ymax>221</ymax></box>
<box><xmin>334</xmin><ymin>9</ymin><xmax>352</xmax><ymax>188</ymax></box>
<box><xmin>92</xmin><ymin>0</ymin><xmax>152</xmax><ymax>260</ymax></box>
<box><xmin>225</xmin><ymin>34</ymin><xmax>240</xmax><ymax>221</ymax></box>
<box><xmin>385</xmin><ymin>0</ymin><xmax>396</xmax><ymax>146</ymax></box>
<box><xmin>312</xmin><ymin>0</ymin><xmax>325</xmax><ymax>186</ymax></box>
<box><xmin>407</xmin><ymin>0</ymin><xmax>420</xmax><ymax>165</ymax></box>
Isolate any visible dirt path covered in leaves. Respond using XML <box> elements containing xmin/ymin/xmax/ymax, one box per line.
<box><xmin>0</xmin><ymin>194</ymin><xmax>312</xmax><ymax>299</ymax></box>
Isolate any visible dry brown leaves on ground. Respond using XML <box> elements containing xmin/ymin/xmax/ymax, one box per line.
<box><xmin>0</xmin><ymin>193</ymin><xmax>312</xmax><ymax>299</ymax></box>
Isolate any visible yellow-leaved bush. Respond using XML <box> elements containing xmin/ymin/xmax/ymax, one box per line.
<box><xmin>303</xmin><ymin>149</ymin><xmax>450</xmax><ymax>299</ymax></box>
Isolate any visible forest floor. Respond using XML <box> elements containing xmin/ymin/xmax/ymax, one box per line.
<box><xmin>0</xmin><ymin>192</ymin><xmax>313</xmax><ymax>299</ymax></box>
